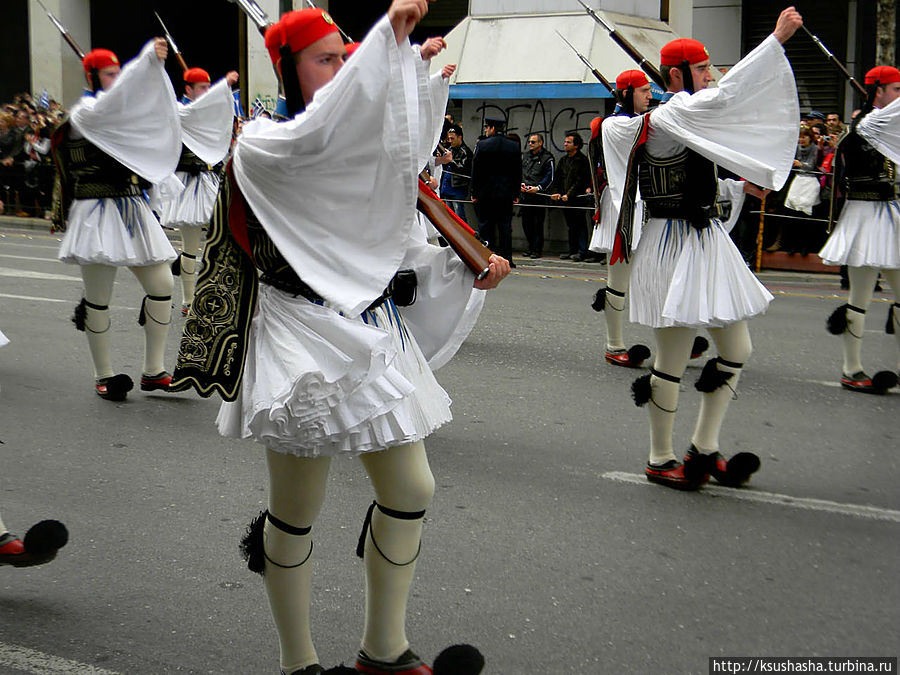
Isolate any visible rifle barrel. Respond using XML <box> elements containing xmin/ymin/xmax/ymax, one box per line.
<box><xmin>800</xmin><ymin>25</ymin><xmax>866</xmax><ymax>98</ymax></box>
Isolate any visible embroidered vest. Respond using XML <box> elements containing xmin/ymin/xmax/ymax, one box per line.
<box><xmin>841</xmin><ymin>131</ymin><xmax>897</xmax><ymax>201</ymax></box>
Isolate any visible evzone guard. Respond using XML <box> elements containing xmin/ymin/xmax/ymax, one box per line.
<box><xmin>588</xmin><ymin>70</ymin><xmax>710</xmax><ymax>369</ymax></box>
<box><xmin>51</xmin><ymin>39</ymin><xmax>182</xmax><ymax>401</ymax></box>
<box><xmin>587</xmin><ymin>69</ymin><xmax>653</xmax><ymax>368</ymax></box>
<box><xmin>602</xmin><ymin>8</ymin><xmax>804</xmax><ymax>490</ymax></box>
<box><xmin>820</xmin><ymin>66</ymin><xmax>900</xmax><ymax>394</ymax></box>
<box><xmin>158</xmin><ymin>66</ymin><xmax>238</xmax><ymax>316</ymax></box>
<box><xmin>169</xmin><ymin>3</ymin><xmax>508</xmax><ymax>674</ymax></box>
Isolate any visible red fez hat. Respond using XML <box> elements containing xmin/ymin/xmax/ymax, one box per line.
<box><xmin>345</xmin><ymin>42</ymin><xmax>361</xmax><ymax>57</ymax></box>
<box><xmin>589</xmin><ymin>116</ymin><xmax>603</xmax><ymax>140</ymax></box>
<box><xmin>82</xmin><ymin>49</ymin><xmax>119</xmax><ymax>74</ymax></box>
<box><xmin>265</xmin><ymin>8</ymin><xmax>340</xmax><ymax>67</ymax></box>
<box><xmin>615</xmin><ymin>69</ymin><xmax>649</xmax><ymax>90</ymax></box>
<box><xmin>865</xmin><ymin>66</ymin><xmax>900</xmax><ymax>85</ymax></box>
<box><xmin>184</xmin><ymin>67</ymin><xmax>211</xmax><ymax>84</ymax></box>
<box><xmin>660</xmin><ymin>38</ymin><xmax>709</xmax><ymax>66</ymax></box>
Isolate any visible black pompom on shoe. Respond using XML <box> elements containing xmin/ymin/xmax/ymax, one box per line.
<box><xmin>0</xmin><ymin>520</ymin><xmax>68</xmax><ymax>567</ymax></box>
<box><xmin>433</xmin><ymin>644</ymin><xmax>485</xmax><ymax>675</ymax></box>
<box><xmin>631</xmin><ymin>373</ymin><xmax>652</xmax><ymax>406</ymax></box>
<box><xmin>95</xmin><ymin>374</ymin><xmax>133</xmax><ymax>401</ymax></box>
<box><xmin>239</xmin><ymin>511</ymin><xmax>267</xmax><ymax>575</ymax></box>
<box><xmin>694</xmin><ymin>358</ymin><xmax>734</xmax><ymax>393</ymax></box>
<box><xmin>827</xmin><ymin>304</ymin><xmax>848</xmax><ymax>335</ymax></box>
<box><xmin>591</xmin><ymin>287</ymin><xmax>606</xmax><ymax>312</ymax></box>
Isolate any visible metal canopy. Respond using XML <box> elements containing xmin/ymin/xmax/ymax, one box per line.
<box><xmin>431</xmin><ymin>10</ymin><xmax>721</xmax><ymax>99</ymax></box>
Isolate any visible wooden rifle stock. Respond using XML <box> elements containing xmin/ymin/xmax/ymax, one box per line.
<box><xmin>175</xmin><ymin>52</ymin><xmax>189</xmax><ymax>72</ymax></box>
<box><xmin>61</xmin><ymin>32</ymin><xmax>85</xmax><ymax>60</ymax></box>
<box><xmin>416</xmin><ymin>180</ymin><xmax>492</xmax><ymax>280</ymax></box>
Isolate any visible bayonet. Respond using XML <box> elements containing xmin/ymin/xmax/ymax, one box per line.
<box><xmin>555</xmin><ymin>29</ymin><xmax>614</xmax><ymax>93</ymax></box>
<box><xmin>574</xmin><ymin>0</ymin><xmax>664</xmax><ymax>88</ymax></box>
<box><xmin>801</xmin><ymin>24</ymin><xmax>866</xmax><ymax>98</ymax></box>
<box><xmin>35</xmin><ymin>0</ymin><xmax>85</xmax><ymax>59</ymax></box>
<box><xmin>155</xmin><ymin>12</ymin><xmax>189</xmax><ymax>72</ymax></box>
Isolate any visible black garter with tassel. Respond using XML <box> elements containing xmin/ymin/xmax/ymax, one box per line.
<box><xmin>239</xmin><ymin>510</ymin><xmax>267</xmax><ymax>575</ymax></box>
<box><xmin>887</xmin><ymin>303</ymin><xmax>898</xmax><ymax>335</ymax></box>
<box><xmin>72</xmin><ymin>298</ymin><xmax>87</xmax><ymax>331</ymax></box>
<box><xmin>591</xmin><ymin>287</ymin><xmax>606</xmax><ymax>312</ymax></box>
<box><xmin>631</xmin><ymin>373</ymin><xmax>652</xmax><ymax>406</ymax></box>
<box><xmin>827</xmin><ymin>303</ymin><xmax>849</xmax><ymax>335</ymax></box>
<box><xmin>695</xmin><ymin>358</ymin><xmax>735</xmax><ymax>393</ymax></box>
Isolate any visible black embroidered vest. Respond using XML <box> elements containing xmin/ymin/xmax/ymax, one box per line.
<box><xmin>639</xmin><ymin>148</ymin><xmax>724</xmax><ymax>226</ymax></box>
<box><xmin>841</xmin><ymin>131</ymin><xmax>897</xmax><ymax>201</ymax></box>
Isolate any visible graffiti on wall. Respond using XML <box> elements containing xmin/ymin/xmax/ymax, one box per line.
<box><xmin>467</xmin><ymin>99</ymin><xmax>609</xmax><ymax>152</ymax></box>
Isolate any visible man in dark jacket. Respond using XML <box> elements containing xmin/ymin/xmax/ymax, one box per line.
<box><xmin>550</xmin><ymin>132</ymin><xmax>592</xmax><ymax>261</ymax></box>
<box><xmin>470</xmin><ymin>116</ymin><xmax>522</xmax><ymax>266</ymax></box>
<box><xmin>519</xmin><ymin>133</ymin><xmax>554</xmax><ymax>258</ymax></box>
<box><xmin>436</xmin><ymin>125</ymin><xmax>472</xmax><ymax>221</ymax></box>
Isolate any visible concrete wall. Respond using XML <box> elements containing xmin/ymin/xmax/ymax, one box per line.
<box><xmin>245</xmin><ymin>0</ymin><xmax>281</xmax><ymax>110</ymax></box>
<box><xmin>469</xmin><ymin>0</ymin><xmax>660</xmax><ymax>19</ymax></box>
<box><xmin>691</xmin><ymin>0</ymin><xmax>742</xmax><ymax>68</ymax></box>
<box><xmin>28</xmin><ymin>0</ymin><xmax>91</xmax><ymax>107</ymax></box>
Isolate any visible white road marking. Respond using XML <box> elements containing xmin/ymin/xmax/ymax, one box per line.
<box><xmin>0</xmin><ymin>253</ymin><xmax>61</xmax><ymax>262</ymax></box>
<box><xmin>0</xmin><ymin>267</ymin><xmax>80</xmax><ymax>282</ymax></box>
<box><xmin>602</xmin><ymin>471</ymin><xmax>900</xmax><ymax>523</ymax></box>
<box><xmin>0</xmin><ymin>641</ymin><xmax>120</xmax><ymax>674</ymax></box>
<box><xmin>0</xmin><ymin>293</ymin><xmax>137</xmax><ymax>311</ymax></box>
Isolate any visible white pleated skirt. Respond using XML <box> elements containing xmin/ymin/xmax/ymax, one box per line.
<box><xmin>58</xmin><ymin>197</ymin><xmax>176</xmax><ymax>267</ymax></box>
<box><xmin>158</xmin><ymin>171</ymin><xmax>220</xmax><ymax>229</ymax></box>
<box><xmin>819</xmin><ymin>199</ymin><xmax>900</xmax><ymax>269</ymax></box>
<box><xmin>217</xmin><ymin>284</ymin><xmax>453</xmax><ymax>458</ymax></box>
<box><xmin>629</xmin><ymin>217</ymin><xmax>774</xmax><ymax>328</ymax></box>
<box><xmin>588</xmin><ymin>189</ymin><xmax>642</xmax><ymax>254</ymax></box>
<box><xmin>0</xmin><ymin>328</ymin><xmax>8</xmax><ymax>348</ymax></box>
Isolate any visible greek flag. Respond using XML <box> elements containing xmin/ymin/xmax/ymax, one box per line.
<box><xmin>232</xmin><ymin>89</ymin><xmax>245</xmax><ymax>117</ymax></box>
<box><xmin>250</xmin><ymin>97</ymin><xmax>267</xmax><ymax>119</ymax></box>
<box><xmin>38</xmin><ymin>89</ymin><xmax>50</xmax><ymax>110</ymax></box>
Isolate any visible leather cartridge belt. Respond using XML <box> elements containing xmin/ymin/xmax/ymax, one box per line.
<box><xmin>260</xmin><ymin>269</ymin><xmax>417</xmax><ymax>312</ymax></box>
<box><xmin>73</xmin><ymin>173</ymin><xmax>150</xmax><ymax>200</ymax></box>
<box><xmin>844</xmin><ymin>181</ymin><xmax>897</xmax><ymax>201</ymax></box>
<box><xmin>644</xmin><ymin>200</ymin><xmax>732</xmax><ymax>226</ymax></box>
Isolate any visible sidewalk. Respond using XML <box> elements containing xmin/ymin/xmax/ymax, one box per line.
<box><xmin>0</xmin><ymin>213</ymin><xmax>842</xmax><ymax>285</ymax></box>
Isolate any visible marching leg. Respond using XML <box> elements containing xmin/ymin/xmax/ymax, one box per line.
<box><xmin>178</xmin><ymin>226</ymin><xmax>203</xmax><ymax>312</ymax></box>
<box><xmin>882</xmin><ymin>268</ymin><xmax>900</xmax><ymax>372</ymax></box>
<box><xmin>357</xmin><ymin>441</ymin><xmax>434</xmax><ymax>673</ymax></box>
<box><xmin>130</xmin><ymin>262</ymin><xmax>174</xmax><ymax>389</ymax></box>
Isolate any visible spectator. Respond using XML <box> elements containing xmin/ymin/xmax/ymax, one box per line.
<box><xmin>519</xmin><ymin>133</ymin><xmax>554</xmax><ymax>258</ymax></box>
<box><xmin>436</xmin><ymin>124</ymin><xmax>472</xmax><ymax>221</ymax></box>
<box><xmin>549</xmin><ymin>132</ymin><xmax>592</xmax><ymax>261</ymax></box>
<box><xmin>782</xmin><ymin>126</ymin><xmax>822</xmax><ymax>254</ymax></box>
<box><xmin>825</xmin><ymin>111</ymin><xmax>844</xmax><ymax>138</ymax></box>
<box><xmin>470</xmin><ymin>116</ymin><xmax>522</xmax><ymax>267</ymax></box>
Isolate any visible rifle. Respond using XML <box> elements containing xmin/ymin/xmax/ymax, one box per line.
<box><xmin>227</xmin><ymin>0</ymin><xmax>272</xmax><ymax>36</ymax></box>
<box><xmin>302</xmin><ymin>0</ymin><xmax>355</xmax><ymax>44</ymax></box>
<box><xmin>155</xmin><ymin>12</ymin><xmax>189</xmax><ymax>72</ymax></box>
<box><xmin>801</xmin><ymin>25</ymin><xmax>866</xmax><ymax>98</ymax></box>
<box><xmin>555</xmin><ymin>30</ymin><xmax>614</xmax><ymax>94</ymax></box>
<box><xmin>574</xmin><ymin>0</ymin><xmax>665</xmax><ymax>89</ymax></box>
<box><xmin>34</xmin><ymin>0</ymin><xmax>85</xmax><ymax>59</ymax></box>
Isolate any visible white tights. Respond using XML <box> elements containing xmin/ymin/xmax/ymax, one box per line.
<box><xmin>843</xmin><ymin>267</ymin><xmax>900</xmax><ymax>374</ymax></box>
<box><xmin>647</xmin><ymin>321</ymin><xmax>752</xmax><ymax>464</ymax></box>
<box><xmin>263</xmin><ymin>441</ymin><xmax>435</xmax><ymax>673</ymax></box>
<box><xmin>177</xmin><ymin>226</ymin><xmax>203</xmax><ymax>307</ymax></box>
<box><xmin>79</xmin><ymin>263</ymin><xmax>173</xmax><ymax>378</ymax></box>
<box><xmin>604</xmin><ymin>259</ymin><xmax>631</xmax><ymax>351</ymax></box>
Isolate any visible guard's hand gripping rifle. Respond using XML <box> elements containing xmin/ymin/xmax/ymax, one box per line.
<box><xmin>574</xmin><ymin>0</ymin><xmax>665</xmax><ymax>89</ymax></box>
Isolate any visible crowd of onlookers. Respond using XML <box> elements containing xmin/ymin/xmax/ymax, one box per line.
<box><xmin>0</xmin><ymin>93</ymin><xmax>65</xmax><ymax>218</ymax></box>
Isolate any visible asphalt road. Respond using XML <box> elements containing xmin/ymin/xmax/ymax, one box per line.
<box><xmin>0</xmin><ymin>222</ymin><xmax>897</xmax><ymax>674</ymax></box>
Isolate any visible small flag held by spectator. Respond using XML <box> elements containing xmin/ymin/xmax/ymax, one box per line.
<box><xmin>38</xmin><ymin>89</ymin><xmax>50</xmax><ymax>110</ymax></box>
<box><xmin>232</xmin><ymin>89</ymin><xmax>245</xmax><ymax>117</ymax></box>
<box><xmin>250</xmin><ymin>97</ymin><xmax>267</xmax><ymax>119</ymax></box>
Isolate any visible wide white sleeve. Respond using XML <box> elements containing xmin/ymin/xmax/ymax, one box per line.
<box><xmin>649</xmin><ymin>34</ymin><xmax>799</xmax><ymax>190</ymax></box>
<box><xmin>396</xmin><ymin>234</ymin><xmax>485</xmax><ymax>370</ymax></box>
<box><xmin>857</xmin><ymin>96</ymin><xmax>900</xmax><ymax>164</ymax></box>
<box><xmin>69</xmin><ymin>40</ymin><xmax>181</xmax><ymax>183</ymax></box>
<box><xmin>178</xmin><ymin>78</ymin><xmax>234</xmax><ymax>165</ymax></box>
<box><xmin>717</xmin><ymin>178</ymin><xmax>747</xmax><ymax>232</ymax></box>
<box><xmin>233</xmin><ymin>16</ymin><xmax>422</xmax><ymax>316</ymax></box>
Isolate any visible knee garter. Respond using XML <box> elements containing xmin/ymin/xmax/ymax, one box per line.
<box><xmin>356</xmin><ymin>500</ymin><xmax>425</xmax><ymax>566</ymax></box>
